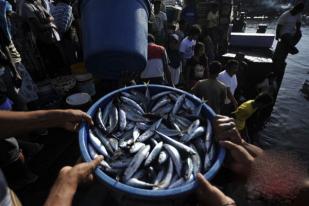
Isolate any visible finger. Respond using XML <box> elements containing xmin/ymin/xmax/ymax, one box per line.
<box><xmin>76</xmin><ymin>156</ymin><xmax>104</xmax><ymax>174</ymax></box>
<box><xmin>89</xmin><ymin>156</ymin><xmax>104</xmax><ymax>169</ymax></box>
<box><xmin>80</xmin><ymin>112</ymin><xmax>94</xmax><ymax>126</ymax></box>
<box><xmin>219</xmin><ymin>140</ymin><xmax>242</xmax><ymax>151</ymax></box>
<box><xmin>196</xmin><ymin>173</ymin><xmax>213</xmax><ymax>191</ymax></box>
<box><xmin>218</xmin><ymin>122</ymin><xmax>236</xmax><ymax>131</ymax></box>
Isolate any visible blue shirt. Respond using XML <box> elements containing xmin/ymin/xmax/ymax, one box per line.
<box><xmin>50</xmin><ymin>2</ymin><xmax>73</xmax><ymax>34</ymax></box>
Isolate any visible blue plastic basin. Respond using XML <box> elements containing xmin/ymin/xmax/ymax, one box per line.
<box><xmin>79</xmin><ymin>85</ymin><xmax>226</xmax><ymax>200</ymax></box>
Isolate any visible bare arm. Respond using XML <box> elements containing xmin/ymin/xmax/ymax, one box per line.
<box><xmin>227</xmin><ymin>88</ymin><xmax>238</xmax><ymax>109</ymax></box>
<box><xmin>0</xmin><ymin>110</ymin><xmax>93</xmax><ymax>139</ymax></box>
<box><xmin>44</xmin><ymin>156</ymin><xmax>103</xmax><ymax>206</ymax></box>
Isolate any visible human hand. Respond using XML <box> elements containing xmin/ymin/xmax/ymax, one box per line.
<box><xmin>197</xmin><ymin>173</ymin><xmax>236</xmax><ymax>206</ymax></box>
<box><xmin>220</xmin><ymin>141</ymin><xmax>254</xmax><ymax>177</ymax></box>
<box><xmin>213</xmin><ymin>115</ymin><xmax>242</xmax><ymax>144</ymax></box>
<box><xmin>58</xmin><ymin>156</ymin><xmax>104</xmax><ymax>189</ymax></box>
<box><xmin>52</xmin><ymin>109</ymin><xmax>94</xmax><ymax>132</ymax></box>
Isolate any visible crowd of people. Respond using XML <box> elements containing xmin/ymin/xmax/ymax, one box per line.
<box><xmin>145</xmin><ymin>0</ymin><xmax>276</xmax><ymax>141</ymax></box>
<box><xmin>0</xmin><ymin>0</ymin><xmax>308</xmax><ymax>205</ymax></box>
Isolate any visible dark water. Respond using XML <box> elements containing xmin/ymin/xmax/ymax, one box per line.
<box><xmin>252</xmin><ymin>25</ymin><xmax>309</xmax><ymax>164</ymax></box>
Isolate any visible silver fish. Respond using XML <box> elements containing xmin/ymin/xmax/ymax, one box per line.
<box><xmin>126</xmin><ymin>110</ymin><xmax>149</xmax><ymax>122</ymax></box>
<box><xmin>136</xmin><ymin>122</ymin><xmax>150</xmax><ymax>131</ymax></box>
<box><xmin>158</xmin><ymin>124</ymin><xmax>181</xmax><ymax>137</ymax></box>
<box><xmin>190</xmin><ymin>144</ymin><xmax>202</xmax><ymax>176</ymax></box>
<box><xmin>187</xmin><ymin>119</ymin><xmax>201</xmax><ymax>134</ymax></box>
<box><xmin>151</xmin><ymin>97</ymin><xmax>171</xmax><ymax>113</ymax></box>
<box><xmin>109</xmin><ymin>138</ymin><xmax>119</xmax><ymax>151</ymax></box>
<box><xmin>107</xmin><ymin>106</ymin><xmax>118</xmax><ymax>133</ymax></box>
<box><xmin>156</xmin><ymin>131</ymin><xmax>196</xmax><ymax>155</ymax></box>
<box><xmin>126</xmin><ymin>178</ymin><xmax>156</xmax><ymax>189</ymax></box>
<box><xmin>120</xmin><ymin>96</ymin><xmax>145</xmax><ymax>115</ymax></box>
<box><xmin>163</xmin><ymin>144</ymin><xmax>182</xmax><ymax>176</ymax></box>
<box><xmin>193</xmin><ymin>103</ymin><xmax>203</xmax><ymax>117</ymax></box>
<box><xmin>137</xmin><ymin>119</ymin><xmax>162</xmax><ymax>142</ymax></box>
<box><xmin>102</xmin><ymin>101</ymin><xmax>113</xmax><ymax>125</ymax></box>
<box><xmin>130</xmin><ymin>142</ymin><xmax>145</xmax><ymax>154</ymax></box>
<box><xmin>125</xmin><ymin>122</ymin><xmax>135</xmax><ymax>131</ymax></box>
<box><xmin>181</xmin><ymin>126</ymin><xmax>206</xmax><ymax>143</ymax></box>
<box><xmin>174</xmin><ymin>115</ymin><xmax>192</xmax><ymax>129</ymax></box>
<box><xmin>184</xmin><ymin>98</ymin><xmax>196</xmax><ymax>113</ymax></box>
<box><xmin>158</xmin><ymin>150</ymin><xmax>169</xmax><ymax>165</ymax></box>
<box><xmin>96</xmin><ymin>108</ymin><xmax>106</xmax><ymax>131</ymax></box>
<box><xmin>151</xmin><ymin>91</ymin><xmax>172</xmax><ymax>101</ymax></box>
<box><xmin>172</xmin><ymin>94</ymin><xmax>186</xmax><ymax>115</ymax></box>
<box><xmin>168</xmin><ymin>174</ymin><xmax>194</xmax><ymax>189</ymax></box>
<box><xmin>110</xmin><ymin>158</ymin><xmax>132</xmax><ymax>169</ymax></box>
<box><xmin>154</xmin><ymin>169</ymin><xmax>166</xmax><ymax>185</ymax></box>
<box><xmin>168</xmin><ymin>93</ymin><xmax>178</xmax><ymax>102</ymax></box>
<box><xmin>92</xmin><ymin>128</ymin><xmax>114</xmax><ymax>154</ymax></box>
<box><xmin>133</xmin><ymin>126</ymin><xmax>141</xmax><ymax>142</ymax></box>
<box><xmin>124</xmin><ymin>145</ymin><xmax>151</xmax><ymax>182</ymax></box>
<box><xmin>87</xmin><ymin>144</ymin><xmax>111</xmax><ymax>169</ymax></box>
<box><xmin>154</xmin><ymin>104</ymin><xmax>174</xmax><ymax>116</ymax></box>
<box><xmin>183</xmin><ymin>157</ymin><xmax>194</xmax><ymax>180</ymax></box>
<box><xmin>144</xmin><ymin>142</ymin><xmax>163</xmax><ymax>166</ymax></box>
<box><xmin>118</xmin><ymin>108</ymin><xmax>127</xmax><ymax>131</ymax></box>
<box><xmin>89</xmin><ymin>129</ymin><xmax>110</xmax><ymax>158</ymax></box>
<box><xmin>158</xmin><ymin>158</ymin><xmax>174</xmax><ymax>189</ymax></box>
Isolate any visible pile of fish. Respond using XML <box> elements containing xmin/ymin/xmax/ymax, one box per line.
<box><xmin>86</xmin><ymin>86</ymin><xmax>216</xmax><ymax>190</ymax></box>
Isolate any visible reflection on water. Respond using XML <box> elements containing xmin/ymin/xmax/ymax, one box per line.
<box><xmin>257</xmin><ymin>27</ymin><xmax>309</xmax><ymax>164</ymax></box>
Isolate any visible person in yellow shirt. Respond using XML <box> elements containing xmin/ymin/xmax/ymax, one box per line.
<box><xmin>233</xmin><ymin>93</ymin><xmax>273</xmax><ymax>132</ymax></box>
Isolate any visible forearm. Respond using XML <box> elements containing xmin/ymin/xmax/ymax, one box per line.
<box><xmin>0</xmin><ymin>110</ymin><xmax>65</xmax><ymax>138</ymax></box>
<box><xmin>44</xmin><ymin>176</ymin><xmax>77</xmax><ymax>206</ymax></box>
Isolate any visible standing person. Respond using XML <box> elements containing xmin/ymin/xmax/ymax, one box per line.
<box><xmin>185</xmin><ymin>42</ymin><xmax>208</xmax><ymax>89</ymax></box>
<box><xmin>151</xmin><ymin>0</ymin><xmax>167</xmax><ymax>45</ymax></box>
<box><xmin>192</xmin><ymin>61</ymin><xmax>227</xmax><ymax>114</ymax></box>
<box><xmin>22</xmin><ymin>0</ymin><xmax>68</xmax><ymax>78</ymax></box>
<box><xmin>273</xmin><ymin>3</ymin><xmax>304</xmax><ymax>84</ymax></box>
<box><xmin>140</xmin><ymin>34</ymin><xmax>171</xmax><ymax>85</ymax></box>
<box><xmin>180</xmin><ymin>0</ymin><xmax>198</xmax><ymax>30</ymax></box>
<box><xmin>179</xmin><ymin>24</ymin><xmax>201</xmax><ymax>64</ymax></box>
<box><xmin>175</xmin><ymin>19</ymin><xmax>185</xmax><ymax>41</ymax></box>
<box><xmin>166</xmin><ymin>34</ymin><xmax>182</xmax><ymax>86</ymax></box>
<box><xmin>50</xmin><ymin>0</ymin><xmax>79</xmax><ymax>65</ymax></box>
<box><xmin>205</xmin><ymin>2</ymin><xmax>219</xmax><ymax>55</ymax></box>
<box><xmin>217</xmin><ymin>59</ymin><xmax>239</xmax><ymax>115</ymax></box>
<box><xmin>0</xmin><ymin>0</ymin><xmax>38</xmax><ymax>110</ymax></box>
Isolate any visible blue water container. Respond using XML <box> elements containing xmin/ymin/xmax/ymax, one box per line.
<box><xmin>80</xmin><ymin>0</ymin><xmax>151</xmax><ymax>80</ymax></box>
<box><xmin>79</xmin><ymin>85</ymin><xmax>226</xmax><ymax>203</ymax></box>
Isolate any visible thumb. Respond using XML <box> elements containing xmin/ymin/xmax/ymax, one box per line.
<box><xmin>89</xmin><ymin>155</ymin><xmax>104</xmax><ymax>169</ymax></box>
<box><xmin>197</xmin><ymin>173</ymin><xmax>213</xmax><ymax>191</ymax></box>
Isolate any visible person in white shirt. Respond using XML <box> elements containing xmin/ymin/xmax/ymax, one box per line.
<box><xmin>273</xmin><ymin>3</ymin><xmax>304</xmax><ymax>65</ymax></box>
<box><xmin>179</xmin><ymin>24</ymin><xmax>201</xmax><ymax>61</ymax></box>
<box><xmin>217</xmin><ymin>59</ymin><xmax>239</xmax><ymax>115</ymax></box>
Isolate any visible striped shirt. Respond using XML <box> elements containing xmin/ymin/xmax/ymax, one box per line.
<box><xmin>50</xmin><ymin>2</ymin><xmax>73</xmax><ymax>34</ymax></box>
